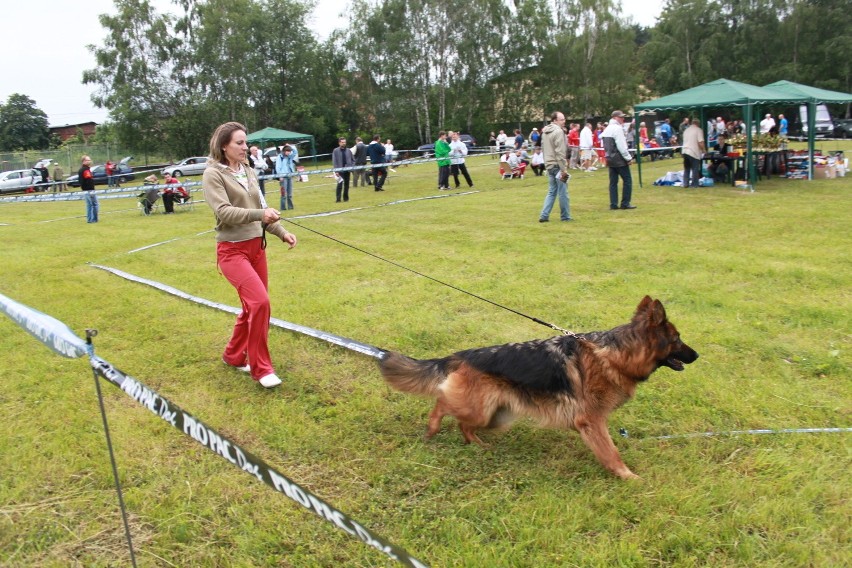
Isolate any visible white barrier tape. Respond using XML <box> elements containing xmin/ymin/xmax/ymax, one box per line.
<box><xmin>90</xmin><ymin>356</ymin><xmax>427</xmax><ymax>567</ymax></box>
<box><xmin>3</xmin><ymin>153</ymin><xmax>493</xmax><ymax>205</ymax></box>
<box><xmin>289</xmin><ymin>190</ymin><xmax>480</xmax><ymax>220</ymax></box>
<box><xmin>0</xmin><ymin>183</ymin><xmax>202</xmax><ymax>204</ymax></box>
<box><xmin>0</xmin><ymin>291</ymin><xmax>425</xmax><ymax>565</ymax></box>
<box><xmin>127</xmin><ymin>239</ymin><xmax>182</xmax><ymax>254</ymax></box>
<box><xmin>89</xmin><ymin>264</ymin><xmax>386</xmax><ymax>359</ymax></box>
<box><xmin>0</xmin><ymin>292</ymin><xmax>90</xmax><ymax>358</ymax></box>
<box><xmin>623</xmin><ymin>427</ymin><xmax>852</xmax><ymax>440</ymax></box>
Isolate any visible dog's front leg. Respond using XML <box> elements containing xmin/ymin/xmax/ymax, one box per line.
<box><xmin>574</xmin><ymin>415</ymin><xmax>639</xmax><ymax>480</ymax></box>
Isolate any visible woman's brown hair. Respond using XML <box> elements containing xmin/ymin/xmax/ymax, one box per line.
<box><xmin>208</xmin><ymin>121</ymin><xmax>247</xmax><ymax>165</ymax></box>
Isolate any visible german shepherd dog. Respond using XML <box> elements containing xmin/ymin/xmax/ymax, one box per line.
<box><xmin>379</xmin><ymin>296</ymin><xmax>698</xmax><ymax>479</ymax></box>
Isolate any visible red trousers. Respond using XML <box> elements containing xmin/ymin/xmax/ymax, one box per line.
<box><xmin>217</xmin><ymin>238</ymin><xmax>274</xmax><ymax>381</ymax></box>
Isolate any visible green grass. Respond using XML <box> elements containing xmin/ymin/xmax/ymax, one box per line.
<box><xmin>1</xmin><ymin>146</ymin><xmax>850</xmax><ymax>567</ymax></box>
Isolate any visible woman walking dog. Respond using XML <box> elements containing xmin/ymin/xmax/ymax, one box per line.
<box><xmin>202</xmin><ymin>122</ymin><xmax>298</xmax><ymax>388</ymax></box>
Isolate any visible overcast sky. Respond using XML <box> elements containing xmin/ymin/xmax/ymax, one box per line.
<box><xmin>0</xmin><ymin>0</ymin><xmax>663</xmax><ymax>127</ymax></box>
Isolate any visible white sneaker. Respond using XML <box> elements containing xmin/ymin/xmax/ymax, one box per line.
<box><xmin>223</xmin><ymin>357</ymin><xmax>250</xmax><ymax>373</ymax></box>
<box><xmin>258</xmin><ymin>373</ymin><xmax>282</xmax><ymax>388</ymax></box>
<box><xmin>588</xmin><ymin>167</ymin><xmax>598</xmax><ymax>171</ymax></box>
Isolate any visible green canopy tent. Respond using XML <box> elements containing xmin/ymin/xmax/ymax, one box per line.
<box><xmin>245</xmin><ymin>127</ymin><xmax>318</xmax><ymax>164</ymax></box>
<box><xmin>633</xmin><ymin>78</ymin><xmax>808</xmax><ymax>187</ymax></box>
<box><xmin>763</xmin><ymin>80</ymin><xmax>852</xmax><ymax>180</ymax></box>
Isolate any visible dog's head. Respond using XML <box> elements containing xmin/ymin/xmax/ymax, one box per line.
<box><xmin>633</xmin><ymin>295</ymin><xmax>699</xmax><ymax>372</ymax></box>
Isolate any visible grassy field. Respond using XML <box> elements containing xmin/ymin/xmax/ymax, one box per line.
<box><xmin>1</xmin><ymin>146</ymin><xmax>850</xmax><ymax>567</ymax></box>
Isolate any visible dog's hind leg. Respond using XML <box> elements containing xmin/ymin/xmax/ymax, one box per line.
<box><xmin>574</xmin><ymin>414</ymin><xmax>639</xmax><ymax>480</ymax></box>
<box><xmin>458</xmin><ymin>421</ymin><xmax>488</xmax><ymax>447</ymax></box>
<box><xmin>426</xmin><ymin>400</ymin><xmax>447</xmax><ymax>439</ymax></box>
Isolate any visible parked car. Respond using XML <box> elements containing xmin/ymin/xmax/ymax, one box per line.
<box><xmin>162</xmin><ymin>156</ymin><xmax>208</xmax><ymax>177</ymax></box>
<box><xmin>417</xmin><ymin>134</ymin><xmax>477</xmax><ymax>156</ymax></box>
<box><xmin>788</xmin><ymin>104</ymin><xmax>834</xmax><ymax>139</ymax></box>
<box><xmin>66</xmin><ymin>156</ymin><xmax>134</xmax><ymax>187</ymax></box>
<box><xmin>0</xmin><ymin>169</ymin><xmax>41</xmax><ymax>194</ymax></box>
<box><xmin>33</xmin><ymin>158</ymin><xmax>56</xmax><ymax>169</ymax></box>
<box><xmin>263</xmin><ymin>141</ymin><xmax>310</xmax><ymax>164</ymax></box>
<box><xmin>832</xmin><ymin>118</ymin><xmax>852</xmax><ymax>138</ymax></box>
<box><xmin>459</xmin><ymin>134</ymin><xmax>477</xmax><ymax>148</ymax></box>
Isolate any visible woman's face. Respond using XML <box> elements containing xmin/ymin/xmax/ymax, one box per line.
<box><xmin>224</xmin><ymin>130</ymin><xmax>248</xmax><ymax>166</ymax></box>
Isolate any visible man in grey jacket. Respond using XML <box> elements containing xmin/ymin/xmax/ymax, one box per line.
<box><xmin>601</xmin><ymin>110</ymin><xmax>635</xmax><ymax>210</ymax></box>
<box><xmin>538</xmin><ymin>111</ymin><xmax>572</xmax><ymax>222</ymax></box>
<box><xmin>352</xmin><ymin>137</ymin><xmax>369</xmax><ymax>186</ymax></box>
<box><xmin>332</xmin><ymin>137</ymin><xmax>355</xmax><ymax>202</ymax></box>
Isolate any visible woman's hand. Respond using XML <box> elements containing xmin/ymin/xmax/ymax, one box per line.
<box><xmin>282</xmin><ymin>232</ymin><xmax>297</xmax><ymax>249</ymax></box>
<box><xmin>262</xmin><ymin>207</ymin><xmax>280</xmax><ymax>224</ymax></box>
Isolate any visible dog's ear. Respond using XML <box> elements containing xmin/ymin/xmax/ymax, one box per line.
<box><xmin>634</xmin><ymin>296</ymin><xmax>667</xmax><ymax>326</ymax></box>
<box><xmin>635</xmin><ymin>295</ymin><xmax>654</xmax><ymax>316</ymax></box>
<box><xmin>649</xmin><ymin>299</ymin><xmax>667</xmax><ymax>326</ymax></box>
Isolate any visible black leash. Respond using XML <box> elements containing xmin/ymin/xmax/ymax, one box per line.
<box><xmin>283</xmin><ymin>218</ymin><xmax>576</xmax><ymax>336</ymax></box>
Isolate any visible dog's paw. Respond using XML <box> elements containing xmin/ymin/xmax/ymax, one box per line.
<box><xmin>617</xmin><ymin>469</ymin><xmax>641</xmax><ymax>480</ymax></box>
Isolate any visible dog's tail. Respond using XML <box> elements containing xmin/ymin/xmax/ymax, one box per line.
<box><xmin>378</xmin><ymin>351</ymin><xmax>448</xmax><ymax>396</ymax></box>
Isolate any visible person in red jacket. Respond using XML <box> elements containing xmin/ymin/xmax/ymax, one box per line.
<box><xmin>79</xmin><ymin>155</ymin><xmax>98</xmax><ymax>223</ymax></box>
<box><xmin>162</xmin><ymin>172</ymin><xmax>188</xmax><ymax>213</ymax></box>
<box><xmin>567</xmin><ymin>123</ymin><xmax>580</xmax><ymax>169</ymax></box>
<box><xmin>105</xmin><ymin>160</ymin><xmax>115</xmax><ymax>188</ymax></box>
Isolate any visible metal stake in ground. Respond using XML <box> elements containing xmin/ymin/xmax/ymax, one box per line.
<box><xmin>88</xmin><ymin>329</ymin><xmax>138</xmax><ymax>568</ymax></box>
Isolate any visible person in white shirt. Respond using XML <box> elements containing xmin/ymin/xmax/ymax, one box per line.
<box><xmin>681</xmin><ymin>119</ymin><xmax>706</xmax><ymax>188</ymax></box>
<box><xmin>249</xmin><ymin>146</ymin><xmax>268</xmax><ymax>195</ymax></box>
<box><xmin>579</xmin><ymin>122</ymin><xmax>596</xmax><ymax>171</ymax></box>
<box><xmin>530</xmin><ymin>146</ymin><xmax>545</xmax><ymax>176</ymax></box>
<box><xmin>496</xmin><ymin>130</ymin><xmax>508</xmax><ymax>152</ymax></box>
<box><xmin>507</xmin><ymin>149</ymin><xmax>526</xmax><ymax>176</ymax></box>
<box><xmin>448</xmin><ymin>132</ymin><xmax>474</xmax><ymax>188</ymax></box>
<box><xmin>601</xmin><ymin>110</ymin><xmax>635</xmax><ymax>210</ymax></box>
<box><xmin>384</xmin><ymin>139</ymin><xmax>396</xmax><ymax>172</ymax></box>
<box><xmin>760</xmin><ymin>114</ymin><xmax>776</xmax><ymax>134</ymax></box>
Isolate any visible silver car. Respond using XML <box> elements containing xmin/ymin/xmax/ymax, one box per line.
<box><xmin>162</xmin><ymin>157</ymin><xmax>208</xmax><ymax>177</ymax></box>
<box><xmin>0</xmin><ymin>169</ymin><xmax>41</xmax><ymax>194</ymax></box>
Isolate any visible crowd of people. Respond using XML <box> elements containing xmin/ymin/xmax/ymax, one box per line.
<box><xmin>60</xmin><ymin>105</ymin><xmax>819</xmax><ymax>388</ymax></box>
<box><xmin>73</xmin><ymin>108</ymin><xmax>800</xmax><ymax>235</ymax></box>
<box><xmin>74</xmin><ymin>110</ymin><xmax>800</xmax><ymax>387</ymax></box>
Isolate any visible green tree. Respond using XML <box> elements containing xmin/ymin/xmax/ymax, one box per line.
<box><xmin>776</xmin><ymin>0</ymin><xmax>852</xmax><ymax>92</ymax></box>
<box><xmin>637</xmin><ymin>0</ymin><xmax>850</xmax><ymax>102</ymax></box>
<box><xmin>87</xmin><ymin>0</ymin><xmax>336</xmax><ymax>156</ymax></box>
<box><xmin>0</xmin><ymin>94</ymin><xmax>51</xmax><ymax>151</ymax></box>
<box><xmin>515</xmin><ymin>0</ymin><xmax>642</xmax><ymax>120</ymax></box>
<box><xmin>641</xmin><ymin>0</ymin><xmax>719</xmax><ymax>95</ymax></box>
<box><xmin>84</xmin><ymin>0</ymin><xmax>184</xmax><ymax>156</ymax></box>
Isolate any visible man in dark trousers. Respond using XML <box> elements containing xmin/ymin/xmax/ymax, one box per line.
<box><xmin>79</xmin><ymin>155</ymin><xmax>98</xmax><ymax>223</ymax></box>
<box><xmin>365</xmin><ymin>134</ymin><xmax>387</xmax><ymax>191</ymax></box>
<box><xmin>434</xmin><ymin>131</ymin><xmax>451</xmax><ymax>190</ymax></box>
<box><xmin>352</xmin><ymin>137</ymin><xmax>369</xmax><ymax>187</ymax></box>
<box><xmin>37</xmin><ymin>164</ymin><xmax>50</xmax><ymax>191</ymax></box>
<box><xmin>601</xmin><ymin>110</ymin><xmax>636</xmax><ymax>210</ymax></box>
<box><xmin>332</xmin><ymin>136</ymin><xmax>355</xmax><ymax>202</ymax></box>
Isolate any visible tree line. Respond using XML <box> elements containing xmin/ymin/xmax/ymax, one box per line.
<box><xmin>3</xmin><ymin>0</ymin><xmax>849</xmax><ymax>155</ymax></box>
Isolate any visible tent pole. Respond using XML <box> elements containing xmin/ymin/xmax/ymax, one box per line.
<box><xmin>808</xmin><ymin>102</ymin><xmax>816</xmax><ymax>180</ymax></box>
<box><xmin>636</xmin><ymin>114</ymin><xmax>643</xmax><ymax>188</ymax></box>
<box><xmin>745</xmin><ymin>104</ymin><xmax>754</xmax><ymax>185</ymax></box>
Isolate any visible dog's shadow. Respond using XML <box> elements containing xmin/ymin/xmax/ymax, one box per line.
<box><xmin>414</xmin><ymin>419</ymin><xmax>611</xmax><ymax>480</ymax></box>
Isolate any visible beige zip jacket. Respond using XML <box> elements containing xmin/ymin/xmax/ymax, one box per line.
<box><xmin>202</xmin><ymin>159</ymin><xmax>290</xmax><ymax>243</ymax></box>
